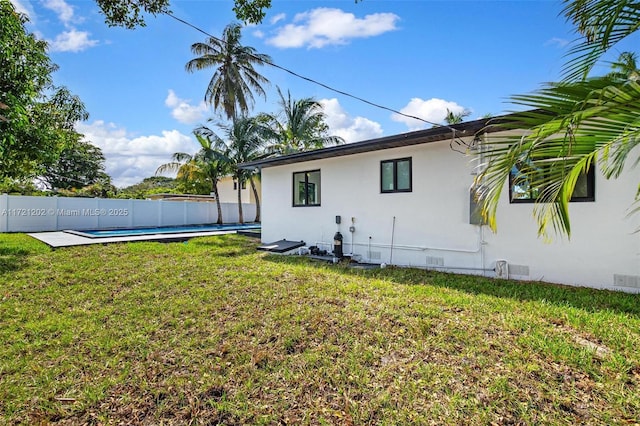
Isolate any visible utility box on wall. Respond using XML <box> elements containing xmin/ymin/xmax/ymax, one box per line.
<box><xmin>469</xmin><ymin>187</ymin><xmax>487</xmax><ymax>226</ymax></box>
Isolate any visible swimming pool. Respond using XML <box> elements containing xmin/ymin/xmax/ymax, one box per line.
<box><xmin>66</xmin><ymin>223</ymin><xmax>261</xmax><ymax>238</ymax></box>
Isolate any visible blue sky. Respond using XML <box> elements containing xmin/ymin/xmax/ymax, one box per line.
<box><xmin>11</xmin><ymin>0</ymin><xmax>579</xmax><ymax>187</ymax></box>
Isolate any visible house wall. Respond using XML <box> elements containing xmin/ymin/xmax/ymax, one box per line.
<box><xmin>217</xmin><ymin>176</ymin><xmax>260</xmax><ymax>205</ymax></box>
<box><xmin>260</xmin><ymin>136</ymin><xmax>640</xmax><ymax>292</ymax></box>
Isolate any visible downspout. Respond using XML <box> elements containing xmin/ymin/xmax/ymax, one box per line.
<box><xmin>389</xmin><ymin>216</ymin><xmax>396</xmax><ymax>264</ymax></box>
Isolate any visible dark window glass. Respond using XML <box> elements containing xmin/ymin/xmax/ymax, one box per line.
<box><xmin>381</xmin><ymin>158</ymin><xmax>412</xmax><ymax>193</ymax></box>
<box><xmin>510</xmin><ymin>163</ymin><xmax>595</xmax><ymax>203</ymax></box>
<box><xmin>293</xmin><ymin>170</ymin><xmax>321</xmax><ymax>206</ymax></box>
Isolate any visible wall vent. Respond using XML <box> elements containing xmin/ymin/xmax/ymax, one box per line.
<box><xmin>426</xmin><ymin>256</ymin><xmax>445</xmax><ymax>266</ymax></box>
<box><xmin>613</xmin><ymin>274</ymin><xmax>640</xmax><ymax>289</ymax></box>
<box><xmin>367</xmin><ymin>251</ymin><xmax>381</xmax><ymax>260</ymax></box>
<box><xmin>508</xmin><ymin>264</ymin><xmax>530</xmax><ymax>276</ymax></box>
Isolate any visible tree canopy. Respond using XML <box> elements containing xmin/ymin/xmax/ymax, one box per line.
<box><xmin>185</xmin><ymin>23</ymin><xmax>272</xmax><ymax>120</ymax></box>
<box><xmin>260</xmin><ymin>88</ymin><xmax>344</xmax><ymax>155</ymax></box>
<box><xmin>41</xmin><ymin>138</ymin><xmax>110</xmax><ymax>192</ymax></box>
<box><xmin>1</xmin><ymin>1</ymin><xmax>57</xmax><ymax>179</ymax></box>
<box><xmin>1</xmin><ymin>2</ymin><xmax>101</xmax><ymax>192</ymax></box>
<box><xmin>95</xmin><ymin>0</ymin><xmax>292</xmax><ymax>27</ymax></box>
<box><xmin>156</xmin><ymin>133</ymin><xmax>230</xmax><ymax>223</ymax></box>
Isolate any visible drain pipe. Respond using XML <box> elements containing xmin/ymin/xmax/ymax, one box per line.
<box><xmin>348</xmin><ymin>216</ymin><xmax>356</xmax><ymax>256</ymax></box>
<box><xmin>389</xmin><ymin>216</ymin><xmax>396</xmax><ymax>264</ymax></box>
<box><xmin>480</xmin><ymin>224</ymin><xmax>486</xmax><ymax>276</ymax></box>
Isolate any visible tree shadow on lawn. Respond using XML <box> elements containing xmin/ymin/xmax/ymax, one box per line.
<box><xmin>263</xmin><ymin>254</ymin><xmax>640</xmax><ymax>317</ymax></box>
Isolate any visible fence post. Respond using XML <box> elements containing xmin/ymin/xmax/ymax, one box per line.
<box><xmin>183</xmin><ymin>201</ymin><xmax>187</xmax><ymax>225</ymax></box>
<box><xmin>55</xmin><ymin>196</ymin><xmax>59</xmax><ymax>230</ymax></box>
<box><xmin>129</xmin><ymin>199</ymin><xmax>134</xmax><ymax>227</ymax></box>
<box><xmin>1</xmin><ymin>194</ymin><xmax>8</xmax><ymax>232</ymax></box>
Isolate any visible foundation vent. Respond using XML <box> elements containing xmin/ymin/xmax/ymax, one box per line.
<box><xmin>426</xmin><ymin>256</ymin><xmax>445</xmax><ymax>266</ymax></box>
<box><xmin>367</xmin><ymin>251</ymin><xmax>381</xmax><ymax>260</ymax></box>
<box><xmin>508</xmin><ymin>264</ymin><xmax>530</xmax><ymax>277</ymax></box>
<box><xmin>614</xmin><ymin>274</ymin><xmax>640</xmax><ymax>289</ymax></box>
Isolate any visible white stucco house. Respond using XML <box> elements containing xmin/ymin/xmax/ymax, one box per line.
<box><xmin>241</xmin><ymin>116</ymin><xmax>640</xmax><ymax>292</ymax></box>
<box><xmin>216</xmin><ymin>176</ymin><xmax>261</xmax><ymax>205</ymax></box>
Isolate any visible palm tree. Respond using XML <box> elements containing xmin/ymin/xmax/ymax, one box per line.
<box><xmin>260</xmin><ymin>88</ymin><xmax>344</xmax><ymax>155</ymax></box>
<box><xmin>608</xmin><ymin>51</ymin><xmax>639</xmax><ymax>82</ymax></box>
<box><xmin>444</xmin><ymin>108</ymin><xmax>471</xmax><ymax>124</ymax></box>
<box><xmin>197</xmin><ymin>117</ymin><xmax>267</xmax><ymax>223</ymax></box>
<box><xmin>156</xmin><ymin>134</ymin><xmax>229</xmax><ymax>224</ymax></box>
<box><xmin>477</xmin><ymin>0</ymin><xmax>640</xmax><ymax>238</ymax></box>
<box><xmin>185</xmin><ymin>23</ymin><xmax>272</xmax><ymax>120</ymax></box>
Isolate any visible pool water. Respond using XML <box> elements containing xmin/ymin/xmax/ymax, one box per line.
<box><xmin>66</xmin><ymin>223</ymin><xmax>261</xmax><ymax>238</ymax></box>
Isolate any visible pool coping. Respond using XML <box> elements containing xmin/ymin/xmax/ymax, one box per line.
<box><xmin>28</xmin><ymin>230</ymin><xmax>240</xmax><ymax>248</ymax></box>
<box><xmin>63</xmin><ymin>223</ymin><xmax>261</xmax><ymax>239</ymax></box>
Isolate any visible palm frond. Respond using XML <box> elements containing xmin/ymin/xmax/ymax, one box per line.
<box><xmin>561</xmin><ymin>0</ymin><xmax>640</xmax><ymax>80</ymax></box>
<box><xmin>477</xmin><ymin>76</ymin><xmax>640</xmax><ymax>237</ymax></box>
<box><xmin>155</xmin><ymin>152</ymin><xmax>193</xmax><ymax>175</ymax></box>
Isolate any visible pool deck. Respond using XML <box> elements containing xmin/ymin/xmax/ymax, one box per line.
<box><xmin>28</xmin><ymin>230</ymin><xmax>239</xmax><ymax>248</ymax></box>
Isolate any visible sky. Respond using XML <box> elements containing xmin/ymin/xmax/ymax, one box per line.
<box><xmin>10</xmin><ymin>0</ymin><xmax>585</xmax><ymax>188</ymax></box>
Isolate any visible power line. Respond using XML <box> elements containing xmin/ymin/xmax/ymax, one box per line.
<box><xmin>162</xmin><ymin>11</ymin><xmax>461</xmax><ymax>133</ymax></box>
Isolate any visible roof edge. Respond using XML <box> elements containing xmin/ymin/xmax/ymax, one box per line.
<box><xmin>240</xmin><ymin>113</ymin><xmax>511</xmax><ymax>170</ymax></box>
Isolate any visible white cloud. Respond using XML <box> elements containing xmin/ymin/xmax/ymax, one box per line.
<box><xmin>165</xmin><ymin>90</ymin><xmax>210</xmax><ymax>125</ymax></box>
<box><xmin>391</xmin><ymin>98</ymin><xmax>468</xmax><ymax>131</ymax></box>
<box><xmin>76</xmin><ymin>121</ymin><xmax>199</xmax><ymax>188</ymax></box>
<box><xmin>267</xmin><ymin>8</ymin><xmax>399</xmax><ymax>49</ymax></box>
<box><xmin>47</xmin><ymin>29</ymin><xmax>98</xmax><ymax>52</ymax></box>
<box><xmin>545</xmin><ymin>37</ymin><xmax>570</xmax><ymax>48</ymax></box>
<box><xmin>42</xmin><ymin>0</ymin><xmax>74</xmax><ymax>25</ymax></box>
<box><xmin>38</xmin><ymin>0</ymin><xmax>97</xmax><ymax>53</ymax></box>
<box><xmin>270</xmin><ymin>13</ymin><xmax>286</xmax><ymax>24</ymax></box>
<box><xmin>320</xmin><ymin>98</ymin><xmax>383</xmax><ymax>142</ymax></box>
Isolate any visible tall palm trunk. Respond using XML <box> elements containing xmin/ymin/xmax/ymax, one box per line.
<box><xmin>249</xmin><ymin>176</ymin><xmax>260</xmax><ymax>223</ymax></box>
<box><xmin>211</xmin><ymin>181</ymin><xmax>223</xmax><ymax>224</ymax></box>
<box><xmin>236</xmin><ymin>173</ymin><xmax>244</xmax><ymax>224</ymax></box>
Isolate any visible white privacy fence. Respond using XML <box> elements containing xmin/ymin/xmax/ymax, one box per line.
<box><xmin>0</xmin><ymin>194</ymin><xmax>257</xmax><ymax>232</ymax></box>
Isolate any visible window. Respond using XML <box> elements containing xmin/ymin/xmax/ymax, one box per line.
<box><xmin>381</xmin><ymin>157</ymin><xmax>412</xmax><ymax>193</ymax></box>
<box><xmin>233</xmin><ymin>180</ymin><xmax>247</xmax><ymax>190</ymax></box>
<box><xmin>293</xmin><ymin>170</ymin><xmax>321</xmax><ymax>206</ymax></box>
<box><xmin>510</xmin><ymin>163</ymin><xmax>595</xmax><ymax>203</ymax></box>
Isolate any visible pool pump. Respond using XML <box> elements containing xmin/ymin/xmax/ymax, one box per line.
<box><xmin>333</xmin><ymin>231</ymin><xmax>344</xmax><ymax>259</ymax></box>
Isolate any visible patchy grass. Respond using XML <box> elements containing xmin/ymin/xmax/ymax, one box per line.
<box><xmin>0</xmin><ymin>233</ymin><xmax>639</xmax><ymax>425</ymax></box>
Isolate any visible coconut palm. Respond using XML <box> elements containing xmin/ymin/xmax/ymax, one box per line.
<box><xmin>156</xmin><ymin>134</ymin><xmax>229</xmax><ymax>224</ymax></box>
<box><xmin>477</xmin><ymin>0</ymin><xmax>640</xmax><ymax>238</ymax></box>
<box><xmin>197</xmin><ymin>117</ymin><xmax>267</xmax><ymax>223</ymax></box>
<box><xmin>185</xmin><ymin>23</ymin><xmax>272</xmax><ymax>120</ymax></box>
<box><xmin>608</xmin><ymin>51</ymin><xmax>640</xmax><ymax>82</ymax></box>
<box><xmin>444</xmin><ymin>108</ymin><xmax>471</xmax><ymax>124</ymax></box>
<box><xmin>260</xmin><ymin>88</ymin><xmax>344</xmax><ymax>155</ymax></box>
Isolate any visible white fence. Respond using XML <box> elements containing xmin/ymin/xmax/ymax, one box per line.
<box><xmin>0</xmin><ymin>194</ymin><xmax>257</xmax><ymax>232</ymax></box>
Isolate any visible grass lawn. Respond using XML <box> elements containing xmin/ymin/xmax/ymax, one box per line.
<box><xmin>1</xmin><ymin>233</ymin><xmax>639</xmax><ymax>425</ymax></box>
